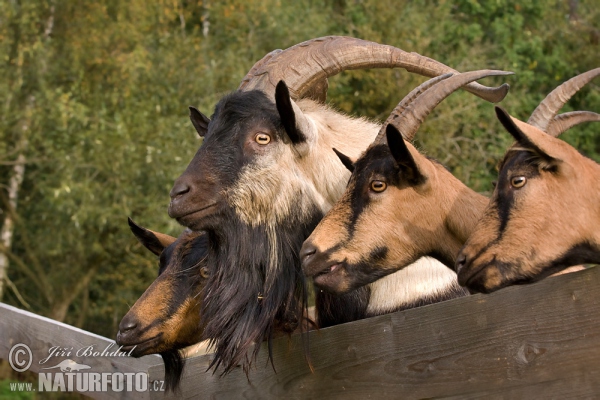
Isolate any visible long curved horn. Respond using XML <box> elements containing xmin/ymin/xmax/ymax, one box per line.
<box><xmin>546</xmin><ymin>111</ymin><xmax>600</xmax><ymax>137</ymax></box>
<box><xmin>239</xmin><ymin>36</ymin><xmax>510</xmax><ymax>104</ymax></box>
<box><xmin>373</xmin><ymin>73</ymin><xmax>452</xmax><ymax>142</ymax></box>
<box><xmin>375</xmin><ymin>70</ymin><xmax>514</xmax><ymax>143</ymax></box>
<box><xmin>244</xmin><ymin>49</ymin><xmax>329</xmax><ymax>103</ymax></box>
<box><xmin>527</xmin><ymin>68</ymin><xmax>600</xmax><ymax>131</ymax></box>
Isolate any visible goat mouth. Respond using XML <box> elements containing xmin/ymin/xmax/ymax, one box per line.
<box><xmin>461</xmin><ymin>262</ymin><xmax>501</xmax><ymax>294</ymax></box>
<box><xmin>173</xmin><ymin>203</ymin><xmax>218</xmax><ymax>228</ymax></box>
<box><xmin>118</xmin><ymin>334</ymin><xmax>163</xmax><ymax>357</ymax></box>
<box><xmin>457</xmin><ymin>255</ymin><xmax>487</xmax><ymax>286</ymax></box>
<box><xmin>313</xmin><ymin>262</ymin><xmax>345</xmax><ymax>289</ymax></box>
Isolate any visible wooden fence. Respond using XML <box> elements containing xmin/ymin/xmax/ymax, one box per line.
<box><xmin>2</xmin><ymin>266</ymin><xmax>600</xmax><ymax>399</ymax></box>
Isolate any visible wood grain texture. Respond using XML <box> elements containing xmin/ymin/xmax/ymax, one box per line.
<box><xmin>150</xmin><ymin>266</ymin><xmax>600</xmax><ymax>399</ymax></box>
<box><xmin>3</xmin><ymin>266</ymin><xmax>600</xmax><ymax>399</ymax></box>
<box><xmin>0</xmin><ymin>303</ymin><xmax>163</xmax><ymax>399</ymax></box>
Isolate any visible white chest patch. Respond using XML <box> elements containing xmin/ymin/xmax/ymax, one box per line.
<box><xmin>366</xmin><ymin>257</ymin><xmax>459</xmax><ymax>315</ymax></box>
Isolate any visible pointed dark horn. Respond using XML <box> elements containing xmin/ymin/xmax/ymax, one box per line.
<box><xmin>528</xmin><ymin>68</ymin><xmax>600</xmax><ymax>131</ymax></box>
<box><xmin>546</xmin><ymin>111</ymin><xmax>600</xmax><ymax>137</ymax></box>
<box><xmin>376</xmin><ymin>70</ymin><xmax>514</xmax><ymax>143</ymax></box>
<box><xmin>239</xmin><ymin>36</ymin><xmax>510</xmax><ymax>103</ymax></box>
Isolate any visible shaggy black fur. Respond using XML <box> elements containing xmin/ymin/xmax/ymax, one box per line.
<box><xmin>201</xmin><ymin>206</ymin><xmax>323</xmax><ymax>375</ymax></box>
<box><xmin>186</xmin><ymin>89</ymin><xmax>318</xmax><ymax>374</ymax></box>
<box><xmin>160</xmin><ymin>351</ymin><xmax>185</xmax><ymax>392</ymax></box>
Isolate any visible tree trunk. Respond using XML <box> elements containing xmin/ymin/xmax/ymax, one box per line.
<box><xmin>48</xmin><ymin>266</ymin><xmax>97</xmax><ymax>322</ymax></box>
<box><xmin>202</xmin><ymin>1</ymin><xmax>210</xmax><ymax>38</ymax></box>
<box><xmin>569</xmin><ymin>0</ymin><xmax>579</xmax><ymax>22</ymax></box>
<box><xmin>0</xmin><ymin>129</ymin><xmax>29</xmax><ymax>301</ymax></box>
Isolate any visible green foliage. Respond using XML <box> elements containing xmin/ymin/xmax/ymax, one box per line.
<box><xmin>0</xmin><ymin>0</ymin><xmax>598</xmax><ymax>341</ymax></box>
<box><xmin>0</xmin><ymin>379</ymin><xmax>35</xmax><ymax>400</ymax></box>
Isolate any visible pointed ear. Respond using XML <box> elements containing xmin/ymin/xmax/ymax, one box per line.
<box><xmin>332</xmin><ymin>148</ymin><xmax>354</xmax><ymax>172</ymax></box>
<box><xmin>189</xmin><ymin>106</ymin><xmax>210</xmax><ymax>137</ymax></box>
<box><xmin>495</xmin><ymin>107</ymin><xmax>561</xmax><ymax>166</ymax></box>
<box><xmin>275</xmin><ymin>80</ymin><xmax>308</xmax><ymax>144</ymax></box>
<box><xmin>128</xmin><ymin>217</ymin><xmax>177</xmax><ymax>256</ymax></box>
<box><xmin>386</xmin><ymin>124</ymin><xmax>426</xmax><ymax>185</ymax></box>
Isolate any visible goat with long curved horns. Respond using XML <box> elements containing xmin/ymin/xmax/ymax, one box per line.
<box><xmin>456</xmin><ymin>68</ymin><xmax>600</xmax><ymax>293</ymax></box>
<box><xmin>167</xmin><ymin>36</ymin><xmax>511</xmax><ymax>374</ymax></box>
<box><xmin>301</xmin><ymin>68</ymin><xmax>599</xmax><ymax>295</ymax></box>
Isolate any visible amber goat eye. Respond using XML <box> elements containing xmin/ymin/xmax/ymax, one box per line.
<box><xmin>370</xmin><ymin>180</ymin><xmax>387</xmax><ymax>192</ymax></box>
<box><xmin>255</xmin><ymin>133</ymin><xmax>271</xmax><ymax>145</ymax></box>
<box><xmin>200</xmin><ymin>267</ymin><xmax>209</xmax><ymax>279</ymax></box>
<box><xmin>510</xmin><ymin>176</ymin><xmax>527</xmax><ymax>188</ymax></box>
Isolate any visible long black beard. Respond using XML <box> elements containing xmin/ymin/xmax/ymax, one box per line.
<box><xmin>200</xmin><ymin>209</ymin><xmax>322</xmax><ymax>375</ymax></box>
<box><xmin>160</xmin><ymin>350</ymin><xmax>185</xmax><ymax>392</ymax></box>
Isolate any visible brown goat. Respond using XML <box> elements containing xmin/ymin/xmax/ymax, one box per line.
<box><xmin>456</xmin><ymin>107</ymin><xmax>600</xmax><ymax>293</ymax></box>
<box><xmin>116</xmin><ymin>219</ymin><xmax>210</xmax><ymax>390</ymax></box>
<box><xmin>302</xmin><ymin>69</ymin><xmax>598</xmax><ymax>295</ymax></box>
<box><xmin>301</xmin><ymin>71</ymin><xmax>511</xmax><ymax>294</ymax></box>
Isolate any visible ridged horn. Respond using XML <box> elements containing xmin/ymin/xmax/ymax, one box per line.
<box><xmin>527</xmin><ymin>68</ymin><xmax>600</xmax><ymax>131</ymax></box>
<box><xmin>373</xmin><ymin>73</ymin><xmax>452</xmax><ymax>142</ymax></box>
<box><xmin>238</xmin><ymin>36</ymin><xmax>510</xmax><ymax>103</ymax></box>
<box><xmin>246</xmin><ymin>49</ymin><xmax>329</xmax><ymax>102</ymax></box>
<box><xmin>546</xmin><ymin>111</ymin><xmax>600</xmax><ymax>137</ymax></box>
<box><xmin>376</xmin><ymin>70</ymin><xmax>514</xmax><ymax>143</ymax></box>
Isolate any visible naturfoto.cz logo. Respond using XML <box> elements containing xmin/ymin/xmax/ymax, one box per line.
<box><xmin>7</xmin><ymin>343</ymin><xmax>163</xmax><ymax>393</ymax></box>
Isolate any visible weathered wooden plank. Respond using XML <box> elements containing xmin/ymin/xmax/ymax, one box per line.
<box><xmin>150</xmin><ymin>267</ymin><xmax>600</xmax><ymax>399</ymax></box>
<box><xmin>0</xmin><ymin>303</ymin><xmax>164</xmax><ymax>400</ymax></box>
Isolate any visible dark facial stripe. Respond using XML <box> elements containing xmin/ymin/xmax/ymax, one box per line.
<box><xmin>495</xmin><ymin>159</ymin><xmax>516</xmax><ymax>236</ymax></box>
<box><xmin>345</xmin><ymin>145</ymin><xmax>401</xmax><ymax>239</ymax></box>
<box><xmin>494</xmin><ymin>151</ymin><xmax>543</xmax><ymax>238</ymax></box>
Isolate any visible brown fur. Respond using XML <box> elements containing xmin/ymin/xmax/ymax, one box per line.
<box><xmin>117</xmin><ymin>229</ymin><xmax>207</xmax><ymax>356</ymax></box>
<box><xmin>304</xmin><ymin>131</ymin><xmax>486</xmax><ymax>294</ymax></box>
<box><xmin>457</xmin><ymin>110</ymin><xmax>600</xmax><ymax>293</ymax></box>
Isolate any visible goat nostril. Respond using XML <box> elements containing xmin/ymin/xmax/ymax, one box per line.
<box><xmin>170</xmin><ymin>182</ymin><xmax>191</xmax><ymax>199</ymax></box>
<box><xmin>119</xmin><ymin>317</ymin><xmax>138</xmax><ymax>333</ymax></box>
<box><xmin>300</xmin><ymin>243</ymin><xmax>317</xmax><ymax>265</ymax></box>
<box><xmin>455</xmin><ymin>254</ymin><xmax>467</xmax><ymax>273</ymax></box>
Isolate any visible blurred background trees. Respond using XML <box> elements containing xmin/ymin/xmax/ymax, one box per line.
<box><xmin>0</xmin><ymin>0</ymin><xmax>598</xmax><ymax>338</ymax></box>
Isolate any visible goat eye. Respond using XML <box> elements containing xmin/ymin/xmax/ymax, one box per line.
<box><xmin>491</xmin><ymin>181</ymin><xmax>497</xmax><ymax>188</ymax></box>
<box><xmin>510</xmin><ymin>176</ymin><xmax>527</xmax><ymax>188</ymax></box>
<box><xmin>370</xmin><ymin>180</ymin><xmax>387</xmax><ymax>192</ymax></box>
<box><xmin>255</xmin><ymin>133</ymin><xmax>271</xmax><ymax>145</ymax></box>
<box><xmin>200</xmin><ymin>267</ymin><xmax>209</xmax><ymax>279</ymax></box>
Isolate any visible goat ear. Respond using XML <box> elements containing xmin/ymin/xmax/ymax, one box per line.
<box><xmin>128</xmin><ymin>217</ymin><xmax>177</xmax><ymax>256</ymax></box>
<box><xmin>386</xmin><ymin>124</ymin><xmax>426</xmax><ymax>184</ymax></box>
<box><xmin>495</xmin><ymin>107</ymin><xmax>561</xmax><ymax>166</ymax></box>
<box><xmin>189</xmin><ymin>106</ymin><xmax>210</xmax><ymax>138</ymax></box>
<box><xmin>332</xmin><ymin>148</ymin><xmax>355</xmax><ymax>172</ymax></box>
<box><xmin>275</xmin><ymin>80</ymin><xmax>308</xmax><ymax>144</ymax></box>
